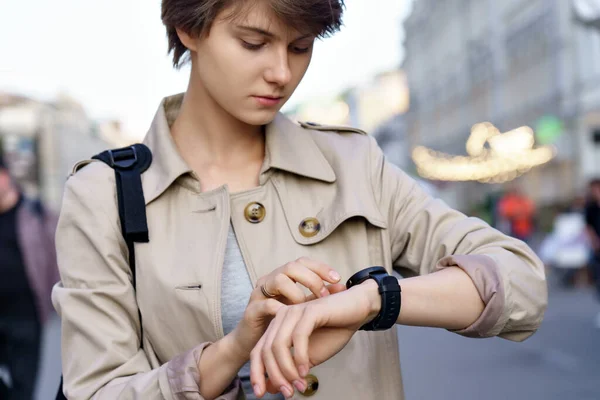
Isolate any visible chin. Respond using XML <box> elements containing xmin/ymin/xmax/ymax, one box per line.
<box><xmin>236</xmin><ymin>108</ymin><xmax>280</xmax><ymax>126</ymax></box>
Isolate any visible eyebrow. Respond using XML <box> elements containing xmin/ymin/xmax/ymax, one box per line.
<box><xmin>236</xmin><ymin>25</ymin><xmax>313</xmax><ymax>41</ymax></box>
<box><xmin>237</xmin><ymin>26</ymin><xmax>275</xmax><ymax>37</ymax></box>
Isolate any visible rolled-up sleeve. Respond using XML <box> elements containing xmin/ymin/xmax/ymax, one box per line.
<box><xmin>52</xmin><ymin>163</ymin><xmax>240</xmax><ymax>400</ymax></box>
<box><xmin>368</xmin><ymin>137</ymin><xmax>547</xmax><ymax>341</ymax></box>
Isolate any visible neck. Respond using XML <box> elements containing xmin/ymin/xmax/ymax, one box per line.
<box><xmin>0</xmin><ymin>187</ymin><xmax>19</xmax><ymax>214</ymax></box>
<box><xmin>171</xmin><ymin>70</ymin><xmax>265</xmax><ymax>170</ymax></box>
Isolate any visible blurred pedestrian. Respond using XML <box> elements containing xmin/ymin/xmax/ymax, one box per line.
<box><xmin>497</xmin><ymin>184</ymin><xmax>536</xmax><ymax>243</ymax></box>
<box><xmin>539</xmin><ymin>197</ymin><xmax>590</xmax><ymax>287</ymax></box>
<box><xmin>584</xmin><ymin>178</ymin><xmax>600</xmax><ymax>328</ymax></box>
<box><xmin>0</xmin><ymin>153</ymin><xmax>59</xmax><ymax>399</ymax></box>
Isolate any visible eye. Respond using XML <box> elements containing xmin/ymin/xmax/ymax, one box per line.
<box><xmin>290</xmin><ymin>45</ymin><xmax>311</xmax><ymax>54</ymax></box>
<box><xmin>241</xmin><ymin>40</ymin><xmax>265</xmax><ymax>51</ymax></box>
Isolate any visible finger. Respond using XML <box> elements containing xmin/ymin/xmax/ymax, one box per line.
<box><xmin>295</xmin><ymin>257</ymin><xmax>342</xmax><ymax>284</ymax></box>
<box><xmin>271</xmin><ymin>307</ymin><xmax>307</xmax><ymax>392</ymax></box>
<box><xmin>262</xmin><ymin>309</ymin><xmax>295</xmax><ymax>398</ymax></box>
<box><xmin>250</xmin><ymin>335</ymin><xmax>268</xmax><ymax>398</ymax></box>
<box><xmin>270</xmin><ymin>273</ymin><xmax>307</xmax><ymax>304</ymax></box>
<box><xmin>292</xmin><ymin>307</ymin><xmax>319</xmax><ymax>378</ymax></box>
<box><xmin>261</xmin><ymin>298</ymin><xmax>286</xmax><ymax>317</ymax></box>
<box><xmin>266</xmin><ymin>377</ymin><xmax>279</xmax><ymax>394</ymax></box>
<box><xmin>327</xmin><ymin>282</ymin><xmax>348</xmax><ymax>294</ymax></box>
<box><xmin>305</xmin><ymin>283</ymin><xmax>347</xmax><ymax>301</ymax></box>
<box><xmin>282</xmin><ymin>261</ymin><xmax>331</xmax><ymax>299</ymax></box>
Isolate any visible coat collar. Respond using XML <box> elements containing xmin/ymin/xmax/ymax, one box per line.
<box><xmin>262</xmin><ymin>112</ymin><xmax>336</xmax><ymax>184</ymax></box>
<box><xmin>142</xmin><ymin>94</ymin><xmax>335</xmax><ymax>204</ymax></box>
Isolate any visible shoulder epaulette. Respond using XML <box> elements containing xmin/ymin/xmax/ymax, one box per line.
<box><xmin>298</xmin><ymin>121</ymin><xmax>367</xmax><ymax>135</ymax></box>
<box><xmin>70</xmin><ymin>159</ymin><xmax>100</xmax><ymax>176</ymax></box>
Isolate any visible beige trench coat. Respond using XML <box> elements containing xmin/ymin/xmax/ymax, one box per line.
<box><xmin>52</xmin><ymin>94</ymin><xmax>547</xmax><ymax>400</ymax></box>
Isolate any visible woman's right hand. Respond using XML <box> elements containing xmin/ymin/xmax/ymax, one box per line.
<box><xmin>230</xmin><ymin>257</ymin><xmax>345</xmax><ymax>359</ymax></box>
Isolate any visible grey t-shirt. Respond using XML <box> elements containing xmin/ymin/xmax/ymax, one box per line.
<box><xmin>221</xmin><ymin>224</ymin><xmax>284</xmax><ymax>400</ymax></box>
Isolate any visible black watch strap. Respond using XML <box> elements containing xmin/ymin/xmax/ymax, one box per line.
<box><xmin>346</xmin><ymin>267</ymin><xmax>401</xmax><ymax>331</ymax></box>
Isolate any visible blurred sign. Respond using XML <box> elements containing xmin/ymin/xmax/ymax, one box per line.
<box><xmin>412</xmin><ymin>122</ymin><xmax>556</xmax><ymax>183</ymax></box>
<box><xmin>535</xmin><ymin>115</ymin><xmax>564</xmax><ymax>145</ymax></box>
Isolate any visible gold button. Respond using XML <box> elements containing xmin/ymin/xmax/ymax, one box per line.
<box><xmin>244</xmin><ymin>202</ymin><xmax>266</xmax><ymax>223</ymax></box>
<box><xmin>299</xmin><ymin>217</ymin><xmax>320</xmax><ymax>238</ymax></box>
<box><xmin>300</xmin><ymin>374</ymin><xmax>319</xmax><ymax>397</ymax></box>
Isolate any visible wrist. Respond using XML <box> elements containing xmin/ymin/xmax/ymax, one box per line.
<box><xmin>354</xmin><ymin>279</ymin><xmax>381</xmax><ymax>322</ymax></box>
<box><xmin>221</xmin><ymin>329</ymin><xmax>251</xmax><ymax>368</ymax></box>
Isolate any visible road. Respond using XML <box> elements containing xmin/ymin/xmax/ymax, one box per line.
<box><xmin>398</xmin><ymin>286</ymin><xmax>600</xmax><ymax>400</ymax></box>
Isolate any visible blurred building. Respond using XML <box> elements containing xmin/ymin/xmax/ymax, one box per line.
<box><xmin>346</xmin><ymin>70</ymin><xmax>412</xmax><ymax>170</ymax></box>
<box><xmin>288</xmin><ymin>69</ymin><xmax>413</xmax><ymax>169</ymax></box>
<box><xmin>573</xmin><ymin>0</ymin><xmax>600</xmax><ymax>187</ymax></box>
<box><xmin>0</xmin><ymin>93</ymin><xmax>126</xmax><ymax>211</ymax></box>
<box><xmin>403</xmin><ymin>0</ymin><xmax>600</xmax><ymax>210</ymax></box>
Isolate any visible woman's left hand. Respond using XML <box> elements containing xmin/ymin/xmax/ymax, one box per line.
<box><xmin>249</xmin><ymin>280</ymin><xmax>381</xmax><ymax>398</ymax></box>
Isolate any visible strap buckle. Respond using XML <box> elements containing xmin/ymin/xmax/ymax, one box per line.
<box><xmin>107</xmin><ymin>146</ymin><xmax>138</xmax><ymax>169</ymax></box>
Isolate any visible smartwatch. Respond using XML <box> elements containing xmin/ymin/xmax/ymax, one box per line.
<box><xmin>346</xmin><ymin>266</ymin><xmax>401</xmax><ymax>331</ymax></box>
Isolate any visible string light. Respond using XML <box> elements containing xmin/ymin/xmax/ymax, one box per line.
<box><xmin>412</xmin><ymin>122</ymin><xmax>556</xmax><ymax>183</ymax></box>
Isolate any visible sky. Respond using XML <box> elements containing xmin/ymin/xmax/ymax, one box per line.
<box><xmin>0</xmin><ymin>0</ymin><xmax>413</xmax><ymax>140</ymax></box>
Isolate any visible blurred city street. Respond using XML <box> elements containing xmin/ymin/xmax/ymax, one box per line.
<box><xmin>398</xmin><ymin>284</ymin><xmax>600</xmax><ymax>400</ymax></box>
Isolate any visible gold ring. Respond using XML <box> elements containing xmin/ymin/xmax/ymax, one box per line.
<box><xmin>260</xmin><ymin>284</ymin><xmax>277</xmax><ymax>298</ymax></box>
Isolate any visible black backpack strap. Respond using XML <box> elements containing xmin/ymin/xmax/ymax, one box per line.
<box><xmin>56</xmin><ymin>377</ymin><xmax>66</xmax><ymax>400</ymax></box>
<box><xmin>55</xmin><ymin>144</ymin><xmax>152</xmax><ymax>400</ymax></box>
<box><xmin>93</xmin><ymin>144</ymin><xmax>152</xmax><ymax>287</ymax></box>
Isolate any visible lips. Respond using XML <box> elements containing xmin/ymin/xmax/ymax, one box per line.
<box><xmin>256</xmin><ymin>95</ymin><xmax>283</xmax><ymax>100</ymax></box>
<box><xmin>253</xmin><ymin>95</ymin><xmax>284</xmax><ymax>107</ymax></box>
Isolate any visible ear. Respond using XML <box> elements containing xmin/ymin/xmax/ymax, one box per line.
<box><xmin>176</xmin><ymin>28</ymin><xmax>198</xmax><ymax>52</ymax></box>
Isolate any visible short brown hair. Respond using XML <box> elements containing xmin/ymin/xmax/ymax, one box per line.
<box><xmin>161</xmin><ymin>0</ymin><xmax>345</xmax><ymax>68</ymax></box>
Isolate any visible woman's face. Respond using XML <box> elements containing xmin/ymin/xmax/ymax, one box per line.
<box><xmin>180</xmin><ymin>2</ymin><xmax>315</xmax><ymax>126</ymax></box>
<box><xmin>0</xmin><ymin>168</ymin><xmax>14</xmax><ymax>201</ymax></box>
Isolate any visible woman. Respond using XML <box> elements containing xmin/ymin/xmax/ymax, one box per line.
<box><xmin>52</xmin><ymin>1</ymin><xmax>547</xmax><ymax>399</ymax></box>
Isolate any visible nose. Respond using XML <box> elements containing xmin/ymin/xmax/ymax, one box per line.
<box><xmin>264</xmin><ymin>47</ymin><xmax>292</xmax><ymax>87</ymax></box>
